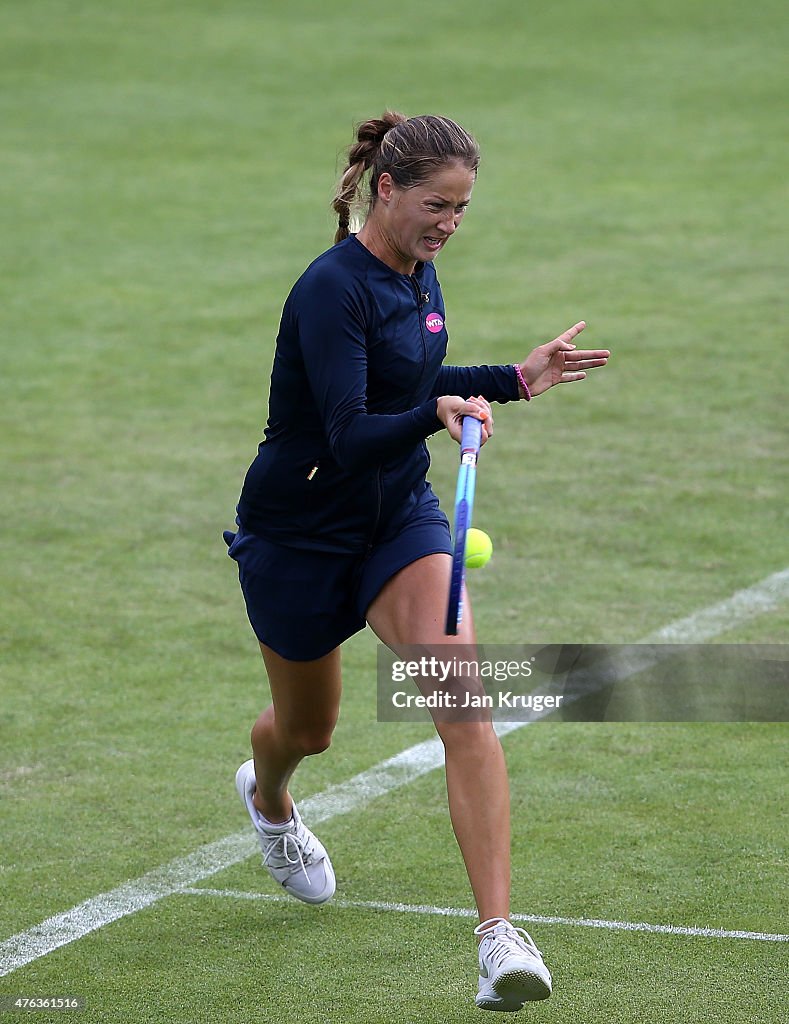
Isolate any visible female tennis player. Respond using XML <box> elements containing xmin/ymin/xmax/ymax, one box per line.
<box><xmin>225</xmin><ymin>111</ymin><xmax>609</xmax><ymax>1012</ymax></box>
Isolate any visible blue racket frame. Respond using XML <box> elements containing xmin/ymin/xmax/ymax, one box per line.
<box><xmin>445</xmin><ymin>416</ymin><xmax>483</xmax><ymax>635</ymax></box>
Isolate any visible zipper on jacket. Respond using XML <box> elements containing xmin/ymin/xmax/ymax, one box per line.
<box><xmin>410</xmin><ymin>277</ymin><xmax>429</xmax><ymax>403</ymax></box>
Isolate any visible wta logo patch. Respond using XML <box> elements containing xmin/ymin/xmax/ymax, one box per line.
<box><xmin>425</xmin><ymin>312</ymin><xmax>444</xmax><ymax>334</ymax></box>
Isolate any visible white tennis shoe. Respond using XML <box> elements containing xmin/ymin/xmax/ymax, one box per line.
<box><xmin>235</xmin><ymin>759</ymin><xmax>335</xmax><ymax>905</ymax></box>
<box><xmin>474</xmin><ymin>917</ymin><xmax>552</xmax><ymax>1011</ymax></box>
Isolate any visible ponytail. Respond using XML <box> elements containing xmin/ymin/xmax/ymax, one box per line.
<box><xmin>332</xmin><ymin>111</ymin><xmax>407</xmax><ymax>243</ymax></box>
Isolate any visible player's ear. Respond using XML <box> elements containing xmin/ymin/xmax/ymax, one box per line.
<box><xmin>376</xmin><ymin>172</ymin><xmax>395</xmax><ymax>205</ymax></box>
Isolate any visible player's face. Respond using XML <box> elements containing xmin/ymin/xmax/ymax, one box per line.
<box><xmin>379</xmin><ymin>162</ymin><xmax>475</xmax><ymax>273</ymax></box>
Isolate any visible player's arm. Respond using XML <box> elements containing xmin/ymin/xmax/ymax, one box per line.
<box><xmin>431</xmin><ymin>363</ymin><xmax>520</xmax><ymax>403</ymax></box>
<box><xmin>295</xmin><ymin>272</ymin><xmax>442</xmax><ymax>472</ymax></box>
<box><xmin>434</xmin><ymin>323</ymin><xmax>610</xmax><ymax>402</ymax></box>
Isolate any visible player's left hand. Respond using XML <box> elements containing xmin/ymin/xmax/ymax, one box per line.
<box><xmin>519</xmin><ymin>322</ymin><xmax>610</xmax><ymax>398</ymax></box>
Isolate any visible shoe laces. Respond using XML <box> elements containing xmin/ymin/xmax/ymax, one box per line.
<box><xmin>475</xmin><ymin>917</ymin><xmax>544</xmax><ymax>968</ymax></box>
<box><xmin>260</xmin><ymin>821</ymin><xmax>316</xmax><ymax>884</ymax></box>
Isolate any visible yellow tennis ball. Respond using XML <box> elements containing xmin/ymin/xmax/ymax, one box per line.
<box><xmin>465</xmin><ymin>528</ymin><xmax>493</xmax><ymax>569</ymax></box>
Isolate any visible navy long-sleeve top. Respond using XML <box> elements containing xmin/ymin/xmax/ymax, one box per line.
<box><xmin>236</xmin><ymin>235</ymin><xmax>520</xmax><ymax>553</ymax></box>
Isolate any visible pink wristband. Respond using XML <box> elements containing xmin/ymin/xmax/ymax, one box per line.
<box><xmin>513</xmin><ymin>364</ymin><xmax>531</xmax><ymax>401</ymax></box>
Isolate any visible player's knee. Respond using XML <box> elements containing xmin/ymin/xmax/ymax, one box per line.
<box><xmin>286</xmin><ymin>724</ymin><xmax>335</xmax><ymax>757</ymax></box>
<box><xmin>434</xmin><ymin>717</ymin><xmax>495</xmax><ymax>752</ymax></box>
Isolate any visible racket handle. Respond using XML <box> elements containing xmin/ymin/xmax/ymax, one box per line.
<box><xmin>461</xmin><ymin>415</ymin><xmax>483</xmax><ymax>455</ymax></box>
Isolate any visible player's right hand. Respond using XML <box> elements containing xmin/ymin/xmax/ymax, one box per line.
<box><xmin>436</xmin><ymin>395</ymin><xmax>493</xmax><ymax>445</ymax></box>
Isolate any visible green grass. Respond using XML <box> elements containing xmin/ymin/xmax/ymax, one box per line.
<box><xmin>1</xmin><ymin>0</ymin><xmax>787</xmax><ymax>1021</ymax></box>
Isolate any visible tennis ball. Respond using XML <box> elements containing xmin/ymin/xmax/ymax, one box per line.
<box><xmin>465</xmin><ymin>528</ymin><xmax>492</xmax><ymax>569</ymax></box>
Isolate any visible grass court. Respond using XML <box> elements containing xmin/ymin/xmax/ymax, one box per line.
<box><xmin>1</xmin><ymin>1</ymin><xmax>786</xmax><ymax>1021</ymax></box>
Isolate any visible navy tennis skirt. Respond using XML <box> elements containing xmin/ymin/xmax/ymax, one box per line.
<box><xmin>224</xmin><ymin>512</ymin><xmax>451</xmax><ymax>661</ymax></box>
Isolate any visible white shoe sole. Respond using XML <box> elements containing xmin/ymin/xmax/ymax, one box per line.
<box><xmin>476</xmin><ymin>966</ymin><xmax>552</xmax><ymax>1010</ymax></box>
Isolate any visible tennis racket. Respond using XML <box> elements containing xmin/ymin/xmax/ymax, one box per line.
<box><xmin>445</xmin><ymin>415</ymin><xmax>483</xmax><ymax>635</ymax></box>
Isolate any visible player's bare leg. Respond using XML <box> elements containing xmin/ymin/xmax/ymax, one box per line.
<box><xmin>235</xmin><ymin>645</ymin><xmax>341</xmax><ymax>904</ymax></box>
<box><xmin>368</xmin><ymin>554</ymin><xmax>552</xmax><ymax>1008</ymax></box>
<box><xmin>251</xmin><ymin>645</ymin><xmax>342</xmax><ymax>822</ymax></box>
<box><xmin>366</xmin><ymin>553</ymin><xmax>511</xmax><ymax>923</ymax></box>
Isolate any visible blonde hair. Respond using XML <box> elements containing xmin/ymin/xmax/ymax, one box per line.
<box><xmin>332</xmin><ymin>111</ymin><xmax>480</xmax><ymax>243</ymax></box>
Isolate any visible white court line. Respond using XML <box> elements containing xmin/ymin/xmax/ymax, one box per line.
<box><xmin>1</xmin><ymin>566</ymin><xmax>788</xmax><ymax>977</ymax></box>
<box><xmin>642</xmin><ymin>567</ymin><xmax>789</xmax><ymax>643</ymax></box>
<box><xmin>181</xmin><ymin>888</ymin><xmax>789</xmax><ymax>944</ymax></box>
